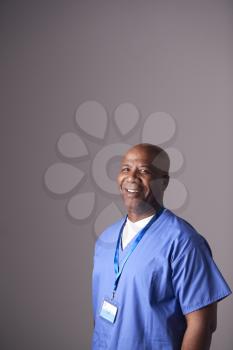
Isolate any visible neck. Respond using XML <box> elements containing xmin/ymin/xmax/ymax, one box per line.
<box><xmin>127</xmin><ymin>205</ymin><xmax>161</xmax><ymax>223</ymax></box>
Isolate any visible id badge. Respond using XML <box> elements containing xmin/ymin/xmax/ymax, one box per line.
<box><xmin>100</xmin><ymin>299</ymin><xmax>118</xmax><ymax>324</ymax></box>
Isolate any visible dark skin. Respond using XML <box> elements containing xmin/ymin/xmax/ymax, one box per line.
<box><xmin>117</xmin><ymin>144</ymin><xmax>217</xmax><ymax>350</ymax></box>
<box><xmin>117</xmin><ymin>144</ymin><xmax>168</xmax><ymax>222</ymax></box>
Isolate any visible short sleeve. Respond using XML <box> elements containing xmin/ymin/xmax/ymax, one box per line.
<box><xmin>171</xmin><ymin>236</ymin><xmax>232</xmax><ymax>315</ymax></box>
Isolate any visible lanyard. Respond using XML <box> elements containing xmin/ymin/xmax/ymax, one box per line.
<box><xmin>112</xmin><ymin>207</ymin><xmax>164</xmax><ymax>299</ymax></box>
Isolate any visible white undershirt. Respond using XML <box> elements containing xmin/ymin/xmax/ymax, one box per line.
<box><xmin>121</xmin><ymin>214</ymin><xmax>154</xmax><ymax>250</ymax></box>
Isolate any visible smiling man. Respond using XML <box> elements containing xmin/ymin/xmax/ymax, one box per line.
<box><xmin>92</xmin><ymin>143</ymin><xmax>231</xmax><ymax>350</ymax></box>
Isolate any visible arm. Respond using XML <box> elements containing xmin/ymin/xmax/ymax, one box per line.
<box><xmin>181</xmin><ymin>302</ymin><xmax>217</xmax><ymax>350</ymax></box>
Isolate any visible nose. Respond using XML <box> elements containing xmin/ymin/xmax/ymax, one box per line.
<box><xmin>126</xmin><ymin>169</ymin><xmax>139</xmax><ymax>182</ymax></box>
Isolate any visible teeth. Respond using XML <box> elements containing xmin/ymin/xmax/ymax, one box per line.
<box><xmin>127</xmin><ymin>189</ymin><xmax>139</xmax><ymax>193</ymax></box>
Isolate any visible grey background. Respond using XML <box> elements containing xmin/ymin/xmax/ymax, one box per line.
<box><xmin>1</xmin><ymin>0</ymin><xmax>233</xmax><ymax>349</ymax></box>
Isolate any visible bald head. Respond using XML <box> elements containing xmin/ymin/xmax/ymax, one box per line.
<box><xmin>124</xmin><ymin>143</ymin><xmax>170</xmax><ymax>177</ymax></box>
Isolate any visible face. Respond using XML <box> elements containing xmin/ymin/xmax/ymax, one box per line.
<box><xmin>117</xmin><ymin>146</ymin><xmax>167</xmax><ymax>217</ymax></box>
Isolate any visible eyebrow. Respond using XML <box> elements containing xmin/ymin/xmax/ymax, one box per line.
<box><xmin>121</xmin><ymin>162</ymin><xmax>167</xmax><ymax>174</ymax></box>
<box><xmin>121</xmin><ymin>163</ymin><xmax>153</xmax><ymax>168</ymax></box>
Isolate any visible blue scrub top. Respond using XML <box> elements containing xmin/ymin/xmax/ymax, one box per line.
<box><xmin>92</xmin><ymin>209</ymin><xmax>231</xmax><ymax>350</ymax></box>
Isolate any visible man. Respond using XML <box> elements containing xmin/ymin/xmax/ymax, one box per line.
<box><xmin>92</xmin><ymin>143</ymin><xmax>231</xmax><ymax>350</ymax></box>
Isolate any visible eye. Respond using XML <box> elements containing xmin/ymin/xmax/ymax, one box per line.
<box><xmin>139</xmin><ymin>168</ymin><xmax>151</xmax><ymax>174</ymax></box>
<box><xmin>121</xmin><ymin>167</ymin><xmax>130</xmax><ymax>173</ymax></box>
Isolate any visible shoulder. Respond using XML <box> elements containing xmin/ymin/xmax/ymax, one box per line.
<box><xmin>162</xmin><ymin>209</ymin><xmax>211</xmax><ymax>259</ymax></box>
<box><xmin>94</xmin><ymin>216</ymin><xmax>126</xmax><ymax>251</ymax></box>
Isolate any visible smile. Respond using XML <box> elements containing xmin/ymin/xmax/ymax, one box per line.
<box><xmin>124</xmin><ymin>188</ymin><xmax>141</xmax><ymax>193</ymax></box>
